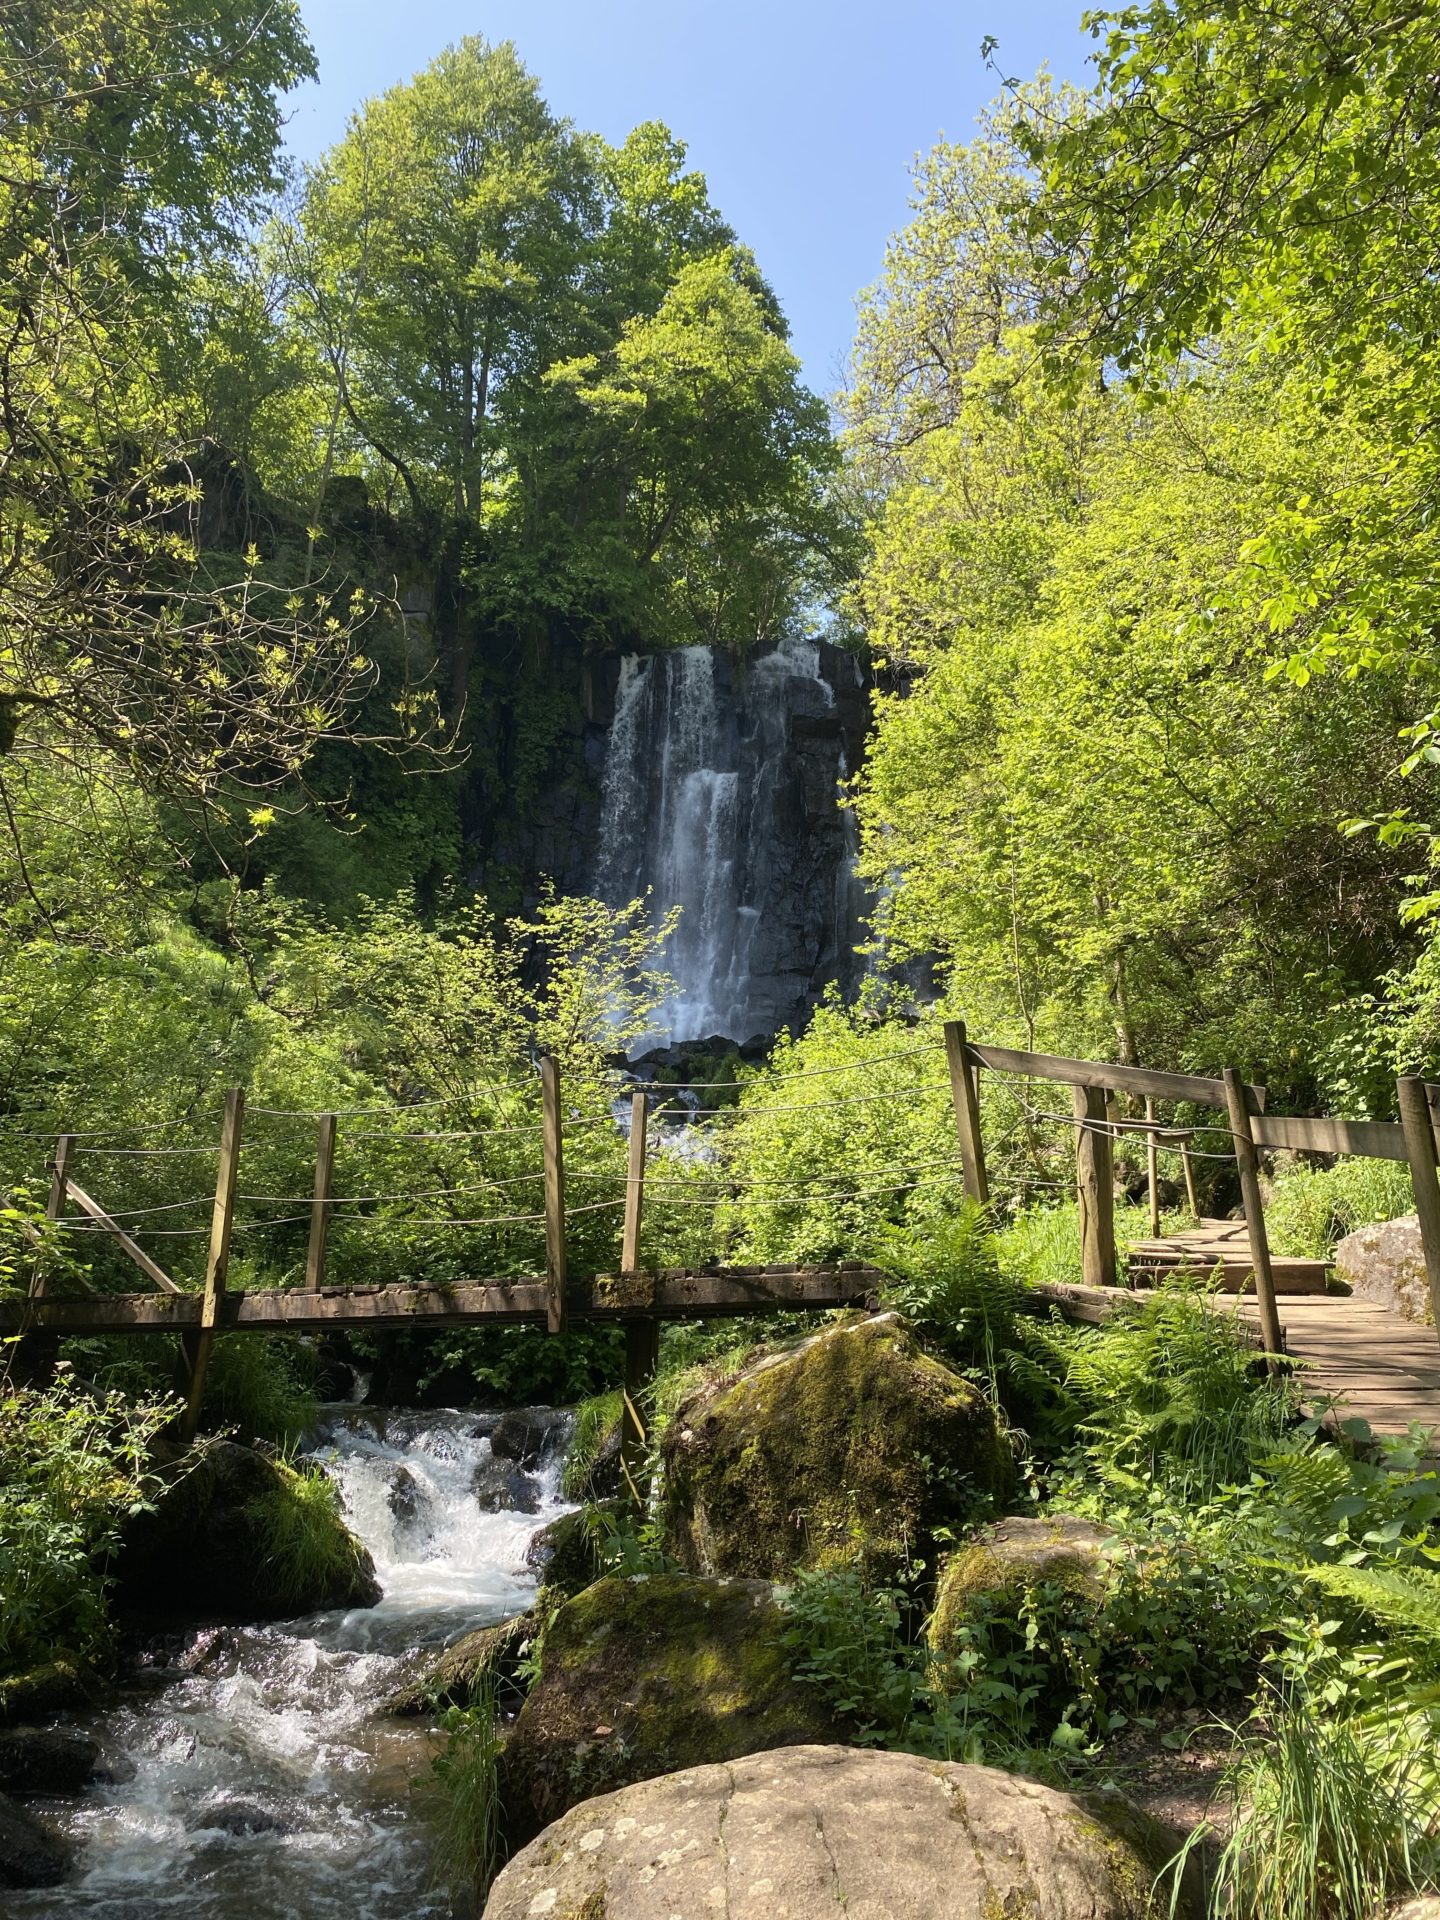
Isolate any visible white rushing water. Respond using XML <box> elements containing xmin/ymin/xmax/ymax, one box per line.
<box><xmin>11</xmin><ymin>1409</ymin><xmax>572</xmax><ymax>1920</ymax></box>
<box><xmin>594</xmin><ymin>636</ymin><xmax>859</xmax><ymax>1049</ymax></box>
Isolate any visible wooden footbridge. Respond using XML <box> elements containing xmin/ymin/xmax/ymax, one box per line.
<box><xmin>5</xmin><ymin>1026</ymin><xmax>1440</xmax><ymax>1449</ymax></box>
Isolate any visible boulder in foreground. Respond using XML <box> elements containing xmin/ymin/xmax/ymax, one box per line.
<box><xmin>662</xmin><ymin>1313</ymin><xmax>1012</xmax><ymax>1581</ymax></box>
<box><xmin>497</xmin><ymin>1575</ymin><xmax>834</xmax><ymax>1851</ymax></box>
<box><xmin>0</xmin><ymin>1791</ymin><xmax>69</xmax><ymax>1889</ymax></box>
<box><xmin>483</xmin><ymin>1742</ymin><xmax>1196</xmax><ymax>1920</ymax></box>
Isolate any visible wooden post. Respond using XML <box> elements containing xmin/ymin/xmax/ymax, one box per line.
<box><xmin>1179</xmin><ymin>1136</ymin><xmax>1200</xmax><ymax>1218</ymax></box>
<box><xmin>621</xmin><ymin>1090</ymin><xmax>648</xmax><ymax>1275</ymax></box>
<box><xmin>1073</xmin><ymin>1085</ymin><xmax>1117</xmax><ymax>1288</ymax></box>
<box><xmin>29</xmin><ymin>1134</ymin><xmax>76</xmax><ymax>1300</ymax></box>
<box><xmin>943</xmin><ymin>1020</ymin><xmax>989</xmax><ymax>1205</ymax></box>
<box><xmin>180</xmin><ymin>1087</ymin><xmax>244</xmax><ymax>1442</ymax></box>
<box><xmin>304</xmin><ymin>1113</ymin><xmax>337</xmax><ymax>1293</ymax></box>
<box><xmin>1397</xmin><ymin>1076</ymin><xmax>1440</xmax><ymax>1333</ymax></box>
<box><xmin>541</xmin><ymin>1055</ymin><xmax>567</xmax><ymax>1335</ymax></box>
<box><xmin>621</xmin><ymin>1315</ymin><xmax>660</xmax><ymax>1499</ymax></box>
<box><xmin>1222</xmin><ymin>1067</ymin><xmax>1284</xmax><ymax>1365</ymax></box>
<box><xmin>1145</xmin><ymin>1098</ymin><xmax>1161</xmax><ymax>1238</ymax></box>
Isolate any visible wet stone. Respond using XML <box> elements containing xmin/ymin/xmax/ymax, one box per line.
<box><xmin>0</xmin><ymin>1729</ymin><xmax>101</xmax><ymax>1796</ymax></box>
<box><xmin>0</xmin><ymin>1790</ymin><xmax>70</xmax><ymax>1888</ymax></box>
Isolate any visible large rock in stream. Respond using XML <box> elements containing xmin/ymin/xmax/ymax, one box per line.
<box><xmin>0</xmin><ymin>1791</ymin><xmax>70</xmax><ymax>1889</ymax></box>
<box><xmin>483</xmin><ymin>1744</ymin><xmax>1198</xmax><ymax>1920</ymax></box>
<box><xmin>114</xmin><ymin>1440</ymin><xmax>380</xmax><ymax>1623</ymax></box>
<box><xmin>497</xmin><ymin>1575</ymin><xmax>835</xmax><ymax>1851</ymax></box>
<box><xmin>662</xmin><ymin>1314</ymin><xmax>1012</xmax><ymax>1582</ymax></box>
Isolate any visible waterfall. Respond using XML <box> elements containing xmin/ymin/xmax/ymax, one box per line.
<box><xmin>594</xmin><ymin>636</ymin><xmax>867</xmax><ymax>1049</ymax></box>
<box><xmin>11</xmin><ymin>1410</ymin><xmax>573</xmax><ymax>1920</ymax></box>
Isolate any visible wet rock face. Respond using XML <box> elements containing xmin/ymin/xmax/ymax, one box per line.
<box><xmin>483</xmin><ymin>1744</ymin><xmax>1200</xmax><ymax>1920</ymax></box>
<box><xmin>0</xmin><ymin>1791</ymin><xmax>70</xmax><ymax>1889</ymax></box>
<box><xmin>489</xmin><ymin>1408</ymin><xmax>573</xmax><ymax>1469</ymax></box>
<box><xmin>591</xmin><ymin>638</ymin><xmax>870</xmax><ymax>1048</ymax></box>
<box><xmin>662</xmin><ymin>1314</ymin><xmax>1013</xmax><ymax>1584</ymax></box>
<box><xmin>385</xmin><ymin>1612</ymin><xmax>535</xmax><ymax>1717</ymax></box>
<box><xmin>1334</xmin><ymin>1215</ymin><xmax>1436</xmax><ymax>1325</ymax></box>
<box><xmin>0</xmin><ymin>1730</ymin><xmax>101</xmax><ymax>1796</ymax></box>
<box><xmin>496</xmin><ymin>1576</ymin><xmax>837</xmax><ymax>1853</ymax></box>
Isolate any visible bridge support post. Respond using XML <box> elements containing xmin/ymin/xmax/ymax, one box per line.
<box><xmin>304</xmin><ymin>1113</ymin><xmax>337</xmax><ymax>1293</ymax></box>
<box><xmin>621</xmin><ymin>1316</ymin><xmax>660</xmax><ymax>1501</ymax></box>
<box><xmin>541</xmin><ymin>1057</ymin><xmax>567</xmax><ymax>1335</ymax></box>
<box><xmin>943</xmin><ymin>1021</ymin><xmax>989</xmax><ymax>1205</ymax></box>
<box><xmin>1073</xmin><ymin>1085</ymin><xmax>1117</xmax><ymax>1289</ymax></box>
<box><xmin>180</xmin><ymin>1087</ymin><xmax>244</xmax><ymax>1443</ymax></box>
<box><xmin>1222</xmin><ymin>1068</ymin><xmax>1284</xmax><ymax>1367</ymax></box>
<box><xmin>11</xmin><ymin>1134</ymin><xmax>77</xmax><ymax>1385</ymax></box>
<box><xmin>1397</xmin><ymin>1077</ymin><xmax>1440</xmax><ymax>1333</ymax></box>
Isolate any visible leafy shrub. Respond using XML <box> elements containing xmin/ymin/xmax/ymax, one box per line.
<box><xmin>1265</xmin><ymin>1158</ymin><xmax>1415</xmax><ymax>1260</ymax></box>
<box><xmin>875</xmin><ymin>1203</ymin><xmax>1077</xmax><ymax>1444</ymax></box>
<box><xmin>1059</xmin><ymin>1284</ymin><xmax>1295</xmax><ymax>1504</ymax></box>
<box><xmin>0</xmin><ymin>1381</ymin><xmax>171</xmax><ymax>1673</ymax></box>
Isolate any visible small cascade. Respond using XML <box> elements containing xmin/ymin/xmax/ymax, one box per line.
<box><xmin>11</xmin><ymin>1410</ymin><xmax>573</xmax><ymax>1920</ymax></box>
<box><xmin>594</xmin><ymin>635</ymin><xmax>868</xmax><ymax>1049</ymax></box>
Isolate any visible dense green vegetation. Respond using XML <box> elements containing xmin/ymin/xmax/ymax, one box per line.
<box><xmin>6</xmin><ymin>2</ymin><xmax>1440</xmax><ymax>1913</ymax></box>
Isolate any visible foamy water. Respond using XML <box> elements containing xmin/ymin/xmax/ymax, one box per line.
<box><xmin>10</xmin><ymin>1409</ymin><xmax>573</xmax><ymax>1920</ymax></box>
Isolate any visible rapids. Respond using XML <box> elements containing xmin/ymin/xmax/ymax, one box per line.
<box><xmin>9</xmin><ymin>1408</ymin><xmax>572</xmax><ymax>1920</ymax></box>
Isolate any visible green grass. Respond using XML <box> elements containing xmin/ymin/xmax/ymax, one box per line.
<box><xmin>561</xmin><ymin>1389</ymin><xmax>622</xmax><ymax>1499</ymax></box>
<box><xmin>430</xmin><ymin>1677</ymin><xmax>504</xmax><ymax>1907</ymax></box>
<box><xmin>245</xmin><ymin>1462</ymin><xmax>368</xmax><ymax>1608</ymax></box>
<box><xmin>1264</xmin><ymin>1158</ymin><xmax>1414</xmax><ymax>1260</ymax></box>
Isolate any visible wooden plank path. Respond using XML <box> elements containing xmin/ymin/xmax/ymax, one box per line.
<box><xmin>1239</xmin><ymin>1294</ymin><xmax>1440</xmax><ymax>1439</ymax></box>
<box><xmin>1126</xmin><ymin>1217</ymin><xmax>1331</xmax><ymax>1295</ymax></box>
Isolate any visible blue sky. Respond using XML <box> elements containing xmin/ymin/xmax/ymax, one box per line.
<box><xmin>284</xmin><ymin>2</ymin><xmax>1096</xmax><ymax>397</ymax></box>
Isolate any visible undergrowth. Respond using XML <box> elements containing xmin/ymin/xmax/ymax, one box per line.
<box><xmin>1264</xmin><ymin>1158</ymin><xmax>1415</xmax><ymax>1260</ymax></box>
<box><xmin>430</xmin><ymin>1673</ymin><xmax>504</xmax><ymax>1914</ymax></box>
<box><xmin>244</xmin><ymin>1460</ymin><xmax>368</xmax><ymax>1607</ymax></box>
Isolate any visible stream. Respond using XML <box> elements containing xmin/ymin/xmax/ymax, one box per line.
<box><xmin>8</xmin><ymin>1408</ymin><xmax>572</xmax><ymax>1920</ymax></box>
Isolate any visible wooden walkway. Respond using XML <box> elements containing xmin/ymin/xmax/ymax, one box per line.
<box><xmin>1126</xmin><ymin>1217</ymin><xmax>1331</xmax><ymax>1295</ymax></box>
<box><xmin>1241</xmin><ymin>1294</ymin><xmax>1440</xmax><ymax>1439</ymax></box>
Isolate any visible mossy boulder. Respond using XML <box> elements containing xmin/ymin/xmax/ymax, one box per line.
<box><xmin>0</xmin><ymin>1660</ymin><xmax>96</xmax><ymax>1727</ymax></box>
<box><xmin>385</xmin><ymin>1611</ymin><xmax>535</xmax><ymax>1717</ymax></box>
<box><xmin>496</xmin><ymin>1574</ymin><xmax>836</xmax><ymax>1851</ymax></box>
<box><xmin>929</xmin><ymin>1515</ymin><xmax>1115</xmax><ymax>1660</ymax></box>
<box><xmin>483</xmin><ymin>1745</ymin><xmax>1202</xmax><ymax>1920</ymax></box>
<box><xmin>661</xmin><ymin>1314</ymin><xmax>1012</xmax><ymax>1582</ymax></box>
<box><xmin>114</xmin><ymin>1440</ymin><xmax>380</xmax><ymax>1623</ymax></box>
<box><xmin>524</xmin><ymin>1506</ymin><xmax>606</xmax><ymax>1599</ymax></box>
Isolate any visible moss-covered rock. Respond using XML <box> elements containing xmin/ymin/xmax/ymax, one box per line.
<box><xmin>385</xmin><ymin>1611</ymin><xmax>535</xmax><ymax>1717</ymax></box>
<box><xmin>524</xmin><ymin>1506</ymin><xmax>606</xmax><ymax>1599</ymax></box>
<box><xmin>661</xmin><ymin>1313</ymin><xmax>1012</xmax><ymax>1583</ymax></box>
<box><xmin>0</xmin><ymin>1660</ymin><xmax>96</xmax><ymax>1727</ymax></box>
<box><xmin>496</xmin><ymin>1574</ymin><xmax>836</xmax><ymax>1851</ymax></box>
<box><xmin>928</xmin><ymin>1514</ymin><xmax>1115</xmax><ymax>1660</ymax></box>
<box><xmin>483</xmin><ymin>1745</ymin><xmax>1202</xmax><ymax>1920</ymax></box>
<box><xmin>114</xmin><ymin>1440</ymin><xmax>380</xmax><ymax>1623</ymax></box>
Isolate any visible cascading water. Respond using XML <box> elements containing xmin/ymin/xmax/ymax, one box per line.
<box><xmin>10</xmin><ymin>1410</ymin><xmax>572</xmax><ymax>1920</ymax></box>
<box><xmin>593</xmin><ymin>635</ymin><xmax>868</xmax><ymax>1050</ymax></box>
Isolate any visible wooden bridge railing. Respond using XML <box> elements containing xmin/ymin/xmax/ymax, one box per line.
<box><xmin>15</xmin><ymin>1026</ymin><xmax>1440</xmax><ymax>1439</ymax></box>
